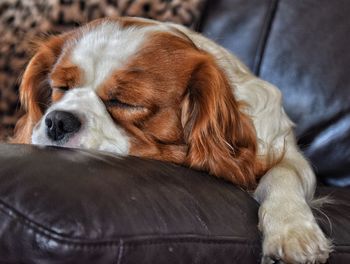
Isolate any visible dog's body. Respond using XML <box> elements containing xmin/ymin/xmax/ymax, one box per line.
<box><xmin>13</xmin><ymin>17</ymin><xmax>331</xmax><ymax>263</ymax></box>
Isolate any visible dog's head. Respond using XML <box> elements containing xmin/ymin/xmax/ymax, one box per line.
<box><xmin>13</xmin><ymin>17</ymin><xmax>264</xmax><ymax>188</ymax></box>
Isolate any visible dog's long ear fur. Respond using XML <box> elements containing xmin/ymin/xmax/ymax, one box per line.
<box><xmin>182</xmin><ymin>53</ymin><xmax>266</xmax><ymax>189</ymax></box>
<box><xmin>12</xmin><ymin>35</ymin><xmax>67</xmax><ymax>143</ymax></box>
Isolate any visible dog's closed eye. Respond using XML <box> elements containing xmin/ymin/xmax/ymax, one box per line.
<box><xmin>105</xmin><ymin>98</ymin><xmax>140</xmax><ymax>109</ymax></box>
<box><xmin>52</xmin><ymin>86</ymin><xmax>69</xmax><ymax>93</ymax></box>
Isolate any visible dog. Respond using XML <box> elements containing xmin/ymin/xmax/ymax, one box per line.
<box><xmin>12</xmin><ymin>17</ymin><xmax>332</xmax><ymax>263</ymax></box>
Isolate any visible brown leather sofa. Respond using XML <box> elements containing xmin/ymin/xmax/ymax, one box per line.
<box><xmin>0</xmin><ymin>0</ymin><xmax>349</xmax><ymax>263</ymax></box>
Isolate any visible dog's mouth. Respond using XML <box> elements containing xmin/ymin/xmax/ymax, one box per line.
<box><xmin>47</xmin><ymin>130</ymin><xmax>82</xmax><ymax>147</ymax></box>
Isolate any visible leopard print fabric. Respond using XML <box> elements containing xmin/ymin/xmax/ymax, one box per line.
<box><xmin>0</xmin><ymin>0</ymin><xmax>206</xmax><ymax>141</ymax></box>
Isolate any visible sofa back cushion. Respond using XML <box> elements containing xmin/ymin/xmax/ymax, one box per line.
<box><xmin>200</xmin><ymin>0</ymin><xmax>350</xmax><ymax>186</ymax></box>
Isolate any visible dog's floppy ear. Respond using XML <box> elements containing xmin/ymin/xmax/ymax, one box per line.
<box><xmin>12</xmin><ymin>35</ymin><xmax>67</xmax><ymax>143</ymax></box>
<box><xmin>181</xmin><ymin>53</ymin><xmax>265</xmax><ymax>189</ymax></box>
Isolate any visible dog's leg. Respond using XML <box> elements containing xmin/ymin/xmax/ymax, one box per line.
<box><xmin>254</xmin><ymin>141</ymin><xmax>332</xmax><ymax>263</ymax></box>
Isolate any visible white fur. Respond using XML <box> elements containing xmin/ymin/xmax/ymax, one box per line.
<box><xmin>32</xmin><ymin>88</ymin><xmax>129</xmax><ymax>154</ymax></box>
<box><xmin>170</xmin><ymin>23</ymin><xmax>332</xmax><ymax>263</ymax></box>
<box><xmin>71</xmin><ymin>20</ymin><xmax>172</xmax><ymax>90</ymax></box>
<box><xmin>71</xmin><ymin>22</ymin><xmax>148</xmax><ymax>90</ymax></box>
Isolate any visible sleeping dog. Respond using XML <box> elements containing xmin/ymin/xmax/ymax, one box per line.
<box><xmin>12</xmin><ymin>17</ymin><xmax>331</xmax><ymax>263</ymax></box>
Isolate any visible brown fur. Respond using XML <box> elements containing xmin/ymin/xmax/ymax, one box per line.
<box><xmin>181</xmin><ymin>53</ymin><xmax>266</xmax><ymax>188</ymax></box>
<box><xmin>12</xmin><ymin>35</ymin><xmax>70</xmax><ymax>143</ymax></box>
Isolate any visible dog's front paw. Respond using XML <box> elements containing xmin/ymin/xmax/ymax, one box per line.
<box><xmin>261</xmin><ymin>219</ymin><xmax>332</xmax><ymax>264</ymax></box>
<box><xmin>258</xmin><ymin>199</ymin><xmax>333</xmax><ymax>264</ymax></box>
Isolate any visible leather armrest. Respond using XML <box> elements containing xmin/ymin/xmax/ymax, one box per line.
<box><xmin>0</xmin><ymin>144</ymin><xmax>261</xmax><ymax>263</ymax></box>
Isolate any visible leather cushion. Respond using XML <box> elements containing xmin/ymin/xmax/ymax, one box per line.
<box><xmin>0</xmin><ymin>144</ymin><xmax>261</xmax><ymax>263</ymax></box>
<box><xmin>0</xmin><ymin>144</ymin><xmax>349</xmax><ymax>263</ymax></box>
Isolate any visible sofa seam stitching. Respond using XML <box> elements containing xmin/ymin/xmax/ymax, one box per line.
<box><xmin>0</xmin><ymin>198</ymin><xmax>260</xmax><ymax>248</ymax></box>
<box><xmin>116</xmin><ymin>239</ymin><xmax>124</xmax><ymax>264</ymax></box>
<box><xmin>253</xmin><ymin>0</ymin><xmax>280</xmax><ymax>75</ymax></box>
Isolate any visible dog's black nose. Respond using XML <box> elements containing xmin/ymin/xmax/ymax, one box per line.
<box><xmin>45</xmin><ymin>111</ymin><xmax>81</xmax><ymax>141</ymax></box>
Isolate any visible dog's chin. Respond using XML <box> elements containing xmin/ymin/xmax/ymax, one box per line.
<box><xmin>31</xmin><ymin>130</ymin><xmax>84</xmax><ymax>149</ymax></box>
